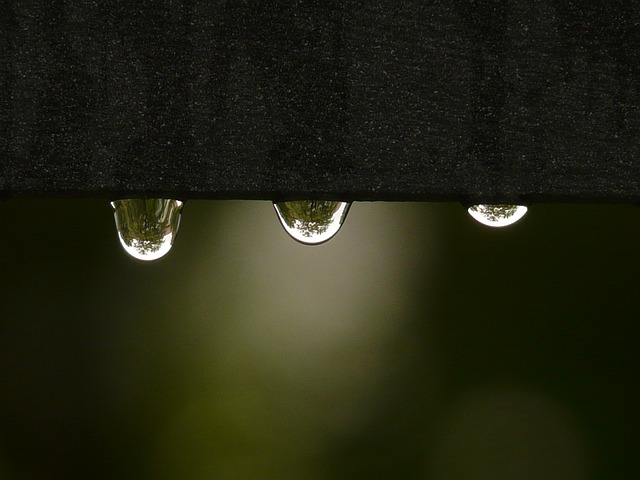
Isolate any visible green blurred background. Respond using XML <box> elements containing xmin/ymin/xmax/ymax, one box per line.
<box><xmin>0</xmin><ymin>199</ymin><xmax>638</xmax><ymax>480</ymax></box>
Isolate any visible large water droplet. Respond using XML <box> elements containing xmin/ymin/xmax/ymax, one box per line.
<box><xmin>111</xmin><ymin>198</ymin><xmax>184</xmax><ymax>261</ymax></box>
<box><xmin>273</xmin><ymin>200</ymin><xmax>351</xmax><ymax>245</ymax></box>
<box><xmin>467</xmin><ymin>204</ymin><xmax>528</xmax><ymax>228</ymax></box>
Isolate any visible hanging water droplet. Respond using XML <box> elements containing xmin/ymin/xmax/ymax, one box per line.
<box><xmin>467</xmin><ymin>204</ymin><xmax>528</xmax><ymax>227</ymax></box>
<box><xmin>273</xmin><ymin>200</ymin><xmax>351</xmax><ymax>245</ymax></box>
<box><xmin>111</xmin><ymin>198</ymin><xmax>184</xmax><ymax>261</ymax></box>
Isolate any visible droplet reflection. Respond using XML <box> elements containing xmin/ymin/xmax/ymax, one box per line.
<box><xmin>111</xmin><ymin>199</ymin><xmax>183</xmax><ymax>261</ymax></box>
<box><xmin>467</xmin><ymin>204</ymin><xmax>528</xmax><ymax>228</ymax></box>
<box><xmin>274</xmin><ymin>200</ymin><xmax>351</xmax><ymax>245</ymax></box>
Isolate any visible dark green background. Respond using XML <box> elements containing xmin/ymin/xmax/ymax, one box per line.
<box><xmin>0</xmin><ymin>199</ymin><xmax>637</xmax><ymax>479</ymax></box>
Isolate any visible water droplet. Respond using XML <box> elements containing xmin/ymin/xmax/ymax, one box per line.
<box><xmin>273</xmin><ymin>200</ymin><xmax>351</xmax><ymax>245</ymax></box>
<box><xmin>467</xmin><ymin>204</ymin><xmax>528</xmax><ymax>228</ymax></box>
<box><xmin>111</xmin><ymin>198</ymin><xmax>184</xmax><ymax>261</ymax></box>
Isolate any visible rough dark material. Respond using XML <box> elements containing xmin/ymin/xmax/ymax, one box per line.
<box><xmin>1</xmin><ymin>1</ymin><xmax>639</xmax><ymax>202</ymax></box>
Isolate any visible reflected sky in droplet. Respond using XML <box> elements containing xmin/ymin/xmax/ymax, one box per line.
<box><xmin>273</xmin><ymin>200</ymin><xmax>351</xmax><ymax>245</ymax></box>
<box><xmin>467</xmin><ymin>204</ymin><xmax>528</xmax><ymax>228</ymax></box>
<box><xmin>111</xmin><ymin>199</ymin><xmax>183</xmax><ymax>261</ymax></box>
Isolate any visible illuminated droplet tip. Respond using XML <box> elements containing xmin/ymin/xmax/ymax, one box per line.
<box><xmin>112</xmin><ymin>198</ymin><xmax>184</xmax><ymax>261</ymax></box>
<box><xmin>119</xmin><ymin>239</ymin><xmax>173</xmax><ymax>261</ymax></box>
<box><xmin>274</xmin><ymin>200</ymin><xmax>351</xmax><ymax>245</ymax></box>
<box><xmin>467</xmin><ymin>204</ymin><xmax>528</xmax><ymax>228</ymax></box>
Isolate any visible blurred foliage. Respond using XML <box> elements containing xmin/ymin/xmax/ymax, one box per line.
<box><xmin>0</xmin><ymin>199</ymin><xmax>638</xmax><ymax>480</ymax></box>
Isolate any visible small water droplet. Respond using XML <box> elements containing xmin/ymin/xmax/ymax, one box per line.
<box><xmin>467</xmin><ymin>204</ymin><xmax>528</xmax><ymax>228</ymax></box>
<box><xmin>273</xmin><ymin>200</ymin><xmax>351</xmax><ymax>245</ymax></box>
<box><xmin>111</xmin><ymin>198</ymin><xmax>183</xmax><ymax>261</ymax></box>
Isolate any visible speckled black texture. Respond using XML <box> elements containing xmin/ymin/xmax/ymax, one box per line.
<box><xmin>1</xmin><ymin>1</ymin><xmax>639</xmax><ymax>202</ymax></box>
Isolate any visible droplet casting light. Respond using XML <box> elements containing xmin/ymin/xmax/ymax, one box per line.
<box><xmin>112</xmin><ymin>198</ymin><xmax>184</xmax><ymax>261</ymax></box>
<box><xmin>273</xmin><ymin>200</ymin><xmax>351</xmax><ymax>245</ymax></box>
<box><xmin>467</xmin><ymin>204</ymin><xmax>528</xmax><ymax>228</ymax></box>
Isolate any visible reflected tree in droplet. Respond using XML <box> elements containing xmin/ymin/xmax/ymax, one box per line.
<box><xmin>467</xmin><ymin>204</ymin><xmax>528</xmax><ymax>228</ymax></box>
<box><xmin>111</xmin><ymin>199</ymin><xmax>184</xmax><ymax>261</ymax></box>
<box><xmin>273</xmin><ymin>200</ymin><xmax>351</xmax><ymax>245</ymax></box>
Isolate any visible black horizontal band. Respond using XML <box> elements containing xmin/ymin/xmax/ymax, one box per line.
<box><xmin>1</xmin><ymin>1</ymin><xmax>639</xmax><ymax>202</ymax></box>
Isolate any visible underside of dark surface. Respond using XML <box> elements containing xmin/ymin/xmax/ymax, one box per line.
<box><xmin>1</xmin><ymin>0</ymin><xmax>639</xmax><ymax>202</ymax></box>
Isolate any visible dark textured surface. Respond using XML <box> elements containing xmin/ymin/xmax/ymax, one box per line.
<box><xmin>1</xmin><ymin>0</ymin><xmax>639</xmax><ymax>202</ymax></box>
